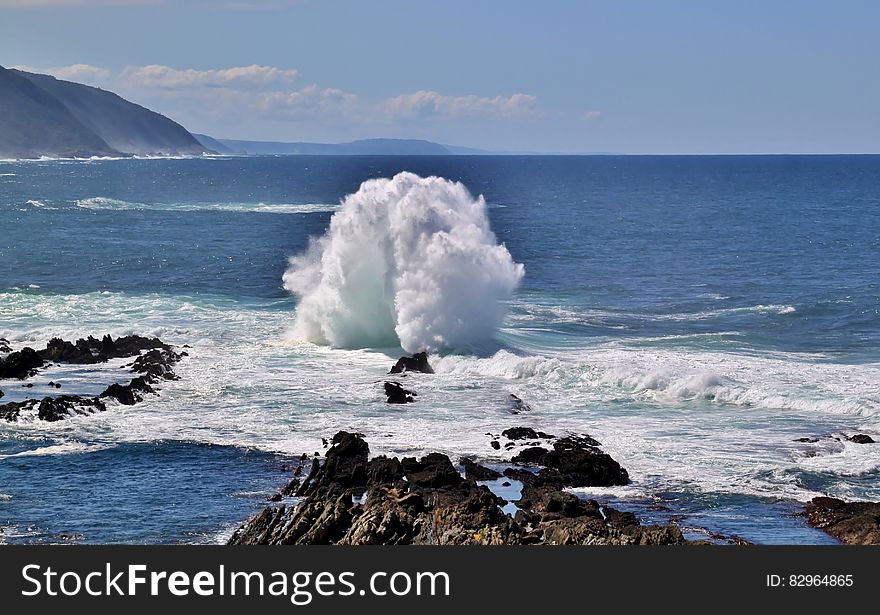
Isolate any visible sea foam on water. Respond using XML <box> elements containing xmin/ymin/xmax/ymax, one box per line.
<box><xmin>284</xmin><ymin>172</ymin><xmax>524</xmax><ymax>352</ymax></box>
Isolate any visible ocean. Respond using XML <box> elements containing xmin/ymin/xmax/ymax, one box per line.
<box><xmin>1</xmin><ymin>154</ymin><xmax>878</xmax><ymax>544</ymax></box>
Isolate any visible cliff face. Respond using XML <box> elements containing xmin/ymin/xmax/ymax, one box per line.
<box><xmin>0</xmin><ymin>65</ymin><xmax>209</xmax><ymax>158</ymax></box>
<box><xmin>0</xmin><ymin>65</ymin><xmax>118</xmax><ymax>159</ymax></box>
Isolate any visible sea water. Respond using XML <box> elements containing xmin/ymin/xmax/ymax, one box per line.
<box><xmin>1</xmin><ymin>155</ymin><xmax>878</xmax><ymax>544</ymax></box>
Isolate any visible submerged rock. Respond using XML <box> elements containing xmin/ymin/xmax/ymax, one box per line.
<box><xmin>804</xmin><ymin>497</ymin><xmax>880</xmax><ymax>545</ymax></box>
<box><xmin>229</xmin><ymin>431</ymin><xmax>680</xmax><ymax>546</ymax></box>
<box><xmin>0</xmin><ymin>338</ymin><xmax>11</xmax><ymax>353</ymax></box>
<box><xmin>389</xmin><ymin>352</ymin><xmax>433</xmax><ymax>374</ymax></box>
<box><xmin>384</xmin><ymin>381</ymin><xmax>415</xmax><ymax>404</ymax></box>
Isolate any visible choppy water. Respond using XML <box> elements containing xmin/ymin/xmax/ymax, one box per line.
<box><xmin>1</xmin><ymin>155</ymin><xmax>878</xmax><ymax>544</ymax></box>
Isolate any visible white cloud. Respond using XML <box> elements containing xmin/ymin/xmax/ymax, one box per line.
<box><xmin>120</xmin><ymin>64</ymin><xmax>298</xmax><ymax>89</ymax></box>
<box><xmin>583</xmin><ymin>110</ymin><xmax>601</xmax><ymax>121</ymax></box>
<box><xmin>258</xmin><ymin>85</ymin><xmax>358</xmax><ymax>118</ymax></box>
<box><xmin>385</xmin><ymin>90</ymin><xmax>538</xmax><ymax>119</ymax></box>
<box><xmin>13</xmin><ymin>63</ymin><xmax>112</xmax><ymax>85</ymax></box>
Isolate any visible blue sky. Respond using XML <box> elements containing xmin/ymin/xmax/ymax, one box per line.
<box><xmin>1</xmin><ymin>0</ymin><xmax>878</xmax><ymax>153</ymax></box>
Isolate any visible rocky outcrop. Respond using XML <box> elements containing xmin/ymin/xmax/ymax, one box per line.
<box><xmin>505</xmin><ymin>431</ymin><xmax>629</xmax><ymax>488</ymax></box>
<box><xmin>0</xmin><ymin>348</ymin><xmax>46</xmax><ymax>379</ymax></box>
<box><xmin>229</xmin><ymin>431</ymin><xmax>682</xmax><ymax>545</ymax></box>
<box><xmin>389</xmin><ymin>352</ymin><xmax>434</xmax><ymax>374</ymax></box>
<box><xmin>847</xmin><ymin>434</ymin><xmax>875</xmax><ymax>444</ymax></box>
<box><xmin>0</xmin><ymin>338</ymin><xmax>11</xmax><ymax>353</ymax></box>
<box><xmin>38</xmin><ymin>334</ymin><xmax>169</xmax><ymax>365</ymax></box>
<box><xmin>803</xmin><ymin>497</ymin><xmax>880</xmax><ymax>545</ymax></box>
<box><xmin>385</xmin><ymin>381</ymin><xmax>415</xmax><ymax>404</ymax></box>
<box><xmin>0</xmin><ymin>334</ymin><xmax>184</xmax><ymax>422</ymax></box>
<box><xmin>0</xmin><ymin>395</ymin><xmax>107</xmax><ymax>422</ymax></box>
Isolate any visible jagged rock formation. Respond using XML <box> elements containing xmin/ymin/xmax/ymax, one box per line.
<box><xmin>229</xmin><ymin>431</ymin><xmax>683</xmax><ymax>545</ymax></box>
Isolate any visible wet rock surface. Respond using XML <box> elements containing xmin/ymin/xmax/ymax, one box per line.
<box><xmin>389</xmin><ymin>352</ymin><xmax>433</xmax><ymax>374</ymax></box>
<box><xmin>384</xmin><ymin>381</ymin><xmax>416</xmax><ymax>404</ymax></box>
<box><xmin>0</xmin><ymin>347</ymin><xmax>45</xmax><ymax>379</ymax></box>
<box><xmin>0</xmin><ymin>334</ymin><xmax>184</xmax><ymax>422</ymax></box>
<box><xmin>229</xmin><ymin>430</ymin><xmax>681</xmax><ymax>545</ymax></box>
<box><xmin>846</xmin><ymin>434</ymin><xmax>875</xmax><ymax>444</ymax></box>
<box><xmin>803</xmin><ymin>497</ymin><xmax>880</xmax><ymax>545</ymax></box>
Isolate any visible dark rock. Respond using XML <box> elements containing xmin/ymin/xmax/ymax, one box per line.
<box><xmin>404</xmin><ymin>453</ymin><xmax>463</xmax><ymax>489</ymax></box>
<box><xmin>847</xmin><ymin>434</ymin><xmax>875</xmax><ymax>444</ymax></box>
<box><xmin>0</xmin><ymin>389</ymin><xmax>3</xmax><ymax>399</ymax></box>
<box><xmin>38</xmin><ymin>334</ymin><xmax>169</xmax><ymax>365</ymax></box>
<box><xmin>0</xmin><ymin>347</ymin><xmax>45</xmax><ymax>379</ymax></box>
<box><xmin>794</xmin><ymin>437</ymin><xmax>819</xmax><ymax>443</ymax></box>
<box><xmin>1</xmin><ymin>399</ymin><xmax>33</xmax><ymax>421</ymax></box>
<box><xmin>389</xmin><ymin>352</ymin><xmax>433</xmax><ymax>374</ymax></box>
<box><xmin>0</xmin><ymin>338</ymin><xmax>11</xmax><ymax>353</ymax></box>
<box><xmin>37</xmin><ymin>395</ymin><xmax>106</xmax><ymax>422</ymax></box>
<box><xmin>100</xmin><ymin>377</ymin><xmax>154</xmax><ymax>405</ymax></box>
<box><xmin>506</xmin><ymin>394</ymin><xmax>533</xmax><ymax>413</ymax></box>
<box><xmin>130</xmin><ymin>348</ymin><xmax>182</xmax><ymax>381</ymax></box>
<box><xmin>384</xmin><ymin>381</ymin><xmax>415</xmax><ymax>404</ymax></box>
<box><xmin>460</xmin><ymin>458</ymin><xmax>502</xmax><ymax>480</ymax></box>
<box><xmin>511</xmin><ymin>447</ymin><xmax>550</xmax><ymax>464</ymax></box>
<box><xmin>490</xmin><ymin>440</ymin><xmax>501</xmax><ymax>450</ymax></box>
<box><xmin>803</xmin><ymin>497</ymin><xmax>880</xmax><ymax>545</ymax></box>
<box><xmin>502</xmin><ymin>481</ymin><xmax>511</xmax><ymax>487</ymax></box>
<box><xmin>502</xmin><ymin>427</ymin><xmax>555</xmax><ymax>440</ymax></box>
<box><xmin>511</xmin><ymin>436</ymin><xmax>628</xmax><ymax>487</ymax></box>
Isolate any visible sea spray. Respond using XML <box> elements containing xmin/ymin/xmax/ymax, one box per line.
<box><xmin>283</xmin><ymin>172</ymin><xmax>524</xmax><ymax>352</ymax></box>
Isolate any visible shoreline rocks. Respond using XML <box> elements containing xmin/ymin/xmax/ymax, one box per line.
<box><xmin>229</xmin><ymin>430</ymin><xmax>679</xmax><ymax>545</ymax></box>
<box><xmin>803</xmin><ymin>497</ymin><xmax>880</xmax><ymax>545</ymax></box>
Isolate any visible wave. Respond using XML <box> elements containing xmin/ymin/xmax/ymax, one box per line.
<box><xmin>432</xmin><ymin>346</ymin><xmax>880</xmax><ymax>421</ymax></box>
<box><xmin>74</xmin><ymin>197</ymin><xmax>337</xmax><ymax>214</ymax></box>
<box><xmin>284</xmin><ymin>172</ymin><xmax>524</xmax><ymax>353</ymax></box>
<box><xmin>25</xmin><ymin>199</ymin><xmax>57</xmax><ymax>210</ymax></box>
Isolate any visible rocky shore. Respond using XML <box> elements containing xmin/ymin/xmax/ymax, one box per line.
<box><xmin>0</xmin><ymin>334</ymin><xmax>184</xmax><ymax>422</ymax></box>
<box><xmin>803</xmin><ymin>497</ymin><xmax>880</xmax><ymax>545</ymax></box>
<box><xmin>229</xmin><ymin>430</ymin><xmax>686</xmax><ymax>545</ymax></box>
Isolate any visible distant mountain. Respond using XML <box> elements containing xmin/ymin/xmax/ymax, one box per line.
<box><xmin>197</xmin><ymin>136</ymin><xmax>545</xmax><ymax>156</ymax></box>
<box><xmin>192</xmin><ymin>133</ymin><xmax>238</xmax><ymax>155</ymax></box>
<box><xmin>0</xmin><ymin>65</ymin><xmax>210</xmax><ymax>159</ymax></box>
<box><xmin>211</xmin><ymin>137</ymin><xmax>455</xmax><ymax>156</ymax></box>
<box><xmin>0</xmin><ymin>65</ymin><xmax>117</xmax><ymax>159</ymax></box>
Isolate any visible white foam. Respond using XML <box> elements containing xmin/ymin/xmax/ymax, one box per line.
<box><xmin>74</xmin><ymin>197</ymin><xmax>337</xmax><ymax>214</ymax></box>
<box><xmin>284</xmin><ymin>172</ymin><xmax>524</xmax><ymax>352</ymax></box>
<box><xmin>3</xmin><ymin>287</ymin><xmax>879</xmax><ymax>505</ymax></box>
